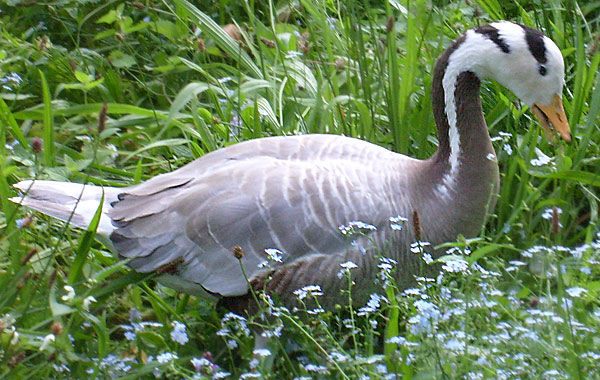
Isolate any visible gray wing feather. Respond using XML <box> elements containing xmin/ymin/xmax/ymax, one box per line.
<box><xmin>108</xmin><ymin>134</ymin><xmax>415</xmax><ymax>297</ymax></box>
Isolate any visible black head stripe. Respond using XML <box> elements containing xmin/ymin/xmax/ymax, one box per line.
<box><xmin>519</xmin><ymin>23</ymin><xmax>547</xmax><ymax>63</ymax></box>
<box><xmin>475</xmin><ymin>24</ymin><xmax>510</xmax><ymax>53</ymax></box>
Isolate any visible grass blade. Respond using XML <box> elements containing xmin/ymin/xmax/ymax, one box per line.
<box><xmin>39</xmin><ymin>69</ymin><xmax>55</xmax><ymax>167</ymax></box>
<box><xmin>68</xmin><ymin>190</ymin><xmax>104</xmax><ymax>285</ymax></box>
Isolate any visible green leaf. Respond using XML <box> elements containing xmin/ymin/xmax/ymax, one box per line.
<box><xmin>0</xmin><ymin>98</ymin><xmax>28</xmax><ymax>148</ymax></box>
<box><xmin>85</xmin><ymin>312</ymin><xmax>108</xmax><ymax>359</ymax></box>
<box><xmin>39</xmin><ymin>70</ymin><xmax>55</xmax><ymax>167</ymax></box>
<box><xmin>192</xmin><ymin>103</ymin><xmax>217</xmax><ymax>152</ymax></box>
<box><xmin>173</xmin><ymin>0</ymin><xmax>263</xmax><ymax>79</ymax></box>
<box><xmin>155</xmin><ymin>20</ymin><xmax>181</xmax><ymax>41</ymax></box>
<box><xmin>49</xmin><ymin>285</ymin><xmax>76</xmax><ymax>317</ymax></box>
<box><xmin>96</xmin><ymin>9</ymin><xmax>118</xmax><ymax>24</ymax></box>
<box><xmin>134</xmin><ymin>158</ymin><xmax>143</xmax><ymax>184</ymax></box>
<box><xmin>83</xmin><ymin>77</ymin><xmax>105</xmax><ymax>90</ymax></box>
<box><xmin>168</xmin><ymin>82</ymin><xmax>210</xmax><ymax>122</ymax></box>
<box><xmin>109</xmin><ymin>51</ymin><xmax>136</xmax><ymax>68</ymax></box>
<box><xmin>138</xmin><ymin>331</ymin><xmax>167</xmax><ymax>348</ymax></box>
<box><xmin>122</xmin><ymin>138</ymin><xmax>189</xmax><ymax>162</ymax></box>
<box><xmin>527</xmin><ymin>169</ymin><xmax>600</xmax><ymax>187</ymax></box>
<box><xmin>68</xmin><ymin>191</ymin><xmax>105</xmax><ymax>285</ymax></box>
<box><xmin>14</xmin><ymin>103</ymin><xmax>168</xmax><ymax>121</ymax></box>
<box><xmin>467</xmin><ymin>244</ymin><xmax>503</xmax><ymax>263</ymax></box>
<box><xmin>74</xmin><ymin>70</ymin><xmax>92</xmax><ymax>83</ymax></box>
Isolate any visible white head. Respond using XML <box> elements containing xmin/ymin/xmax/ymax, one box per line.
<box><xmin>448</xmin><ymin>21</ymin><xmax>570</xmax><ymax>141</ymax></box>
<box><xmin>474</xmin><ymin>21</ymin><xmax>564</xmax><ymax>107</ymax></box>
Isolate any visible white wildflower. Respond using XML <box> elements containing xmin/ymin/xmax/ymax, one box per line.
<box><xmin>338</xmin><ymin>260</ymin><xmax>358</xmax><ymax>279</ymax></box>
<box><xmin>443</xmin><ymin>338</ymin><xmax>465</xmax><ymax>351</ymax></box>
<box><xmin>61</xmin><ymin>285</ymin><xmax>75</xmax><ymax>302</ymax></box>
<box><xmin>386</xmin><ymin>336</ymin><xmax>407</xmax><ymax>345</ymax></box>
<box><xmin>542</xmin><ymin>369</ymin><xmax>562</xmax><ymax>377</ymax></box>
<box><xmin>329</xmin><ymin>351</ymin><xmax>349</xmax><ymax>362</ymax></box>
<box><xmin>170</xmin><ymin>321</ymin><xmax>189</xmax><ymax>345</ymax></box>
<box><xmin>408</xmin><ymin>300</ymin><xmax>440</xmax><ymax>335</ymax></box>
<box><xmin>566</xmin><ymin>287</ymin><xmax>587</xmax><ymax>298</ymax></box>
<box><xmin>358</xmin><ymin>293</ymin><xmax>387</xmax><ymax>315</ymax></box>
<box><xmin>422</xmin><ymin>253</ymin><xmax>433</xmax><ymax>264</ymax></box>
<box><xmin>410</xmin><ymin>241</ymin><xmax>431</xmax><ymax>253</ymax></box>
<box><xmin>542</xmin><ymin>207</ymin><xmax>561</xmax><ymax>220</ymax></box>
<box><xmin>307</xmin><ymin>307</ymin><xmax>325</xmax><ymax>315</ymax></box>
<box><xmin>52</xmin><ymin>363</ymin><xmax>70</xmax><ymax>373</ymax></box>
<box><xmin>10</xmin><ymin>330</ymin><xmax>19</xmax><ymax>345</ymax></box>
<box><xmin>83</xmin><ymin>296</ymin><xmax>96</xmax><ymax>311</ymax></box>
<box><xmin>409</xmin><ymin>300</ymin><xmax>440</xmax><ymax>335</ymax></box>
<box><xmin>240</xmin><ymin>374</ymin><xmax>261</xmax><ymax>379</ymax></box>
<box><xmin>156</xmin><ymin>352</ymin><xmax>177</xmax><ymax>363</ymax></box>
<box><xmin>253</xmin><ymin>348</ymin><xmax>271</xmax><ymax>357</ymax></box>
<box><xmin>293</xmin><ymin>284</ymin><xmax>323</xmax><ymax>300</ymax></box>
<box><xmin>305</xmin><ymin>363</ymin><xmax>329</xmax><ymax>374</ymax></box>
<box><xmin>326</xmin><ymin>17</ymin><xmax>336</xmax><ymax>30</ymax></box>
<box><xmin>264</xmin><ymin>248</ymin><xmax>283</xmax><ymax>263</ymax></box>
<box><xmin>285</xmin><ymin>50</ymin><xmax>303</xmax><ymax>59</ymax></box>
<box><xmin>530</xmin><ymin>148</ymin><xmax>552</xmax><ymax>166</ymax></box>
<box><xmin>40</xmin><ymin>333</ymin><xmax>55</xmax><ymax>351</ymax></box>
<box><xmin>260</xmin><ymin>324</ymin><xmax>283</xmax><ymax>339</ymax></box>
<box><xmin>191</xmin><ymin>357</ymin><xmax>210</xmax><ymax>371</ymax></box>
<box><xmin>508</xmin><ymin>260</ymin><xmax>527</xmax><ymax>266</ymax></box>
<box><xmin>389</xmin><ymin>215</ymin><xmax>408</xmax><ymax>231</ymax></box>
<box><xmin>129</xmin><ymin>308</ymin><xmax>142</xmax><ymax>322</ymax></box>
<box><xmin>339</xmin><ymin>221</ymin><xmax>377</xmax><ymax>235</ymax></box>
<box><xmin>340</xmin><ymin>261</ymin><xmax>358</xmax><ymax>270</ymax></box>
<box><xmin>442</xmin><ymin>259</ymin><xmax>470</xmax><ymax>273</ymax></box>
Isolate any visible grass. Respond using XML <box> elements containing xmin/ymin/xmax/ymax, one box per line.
<box><xmin>0</xmin><ymin>0</ymin><xmax>599</xmax><ymax>378</ymax></box>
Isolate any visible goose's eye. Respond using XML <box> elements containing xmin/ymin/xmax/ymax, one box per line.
<box><xmin>539</xmin><ymin>65</ymin><xmax>547</xmax><ymax>76</ymax></box>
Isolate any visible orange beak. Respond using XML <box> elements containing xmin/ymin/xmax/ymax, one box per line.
<box><xmin>532</xmin><ymin>93</ymin><xmax>571</xmax><ymax>142</ymax></box>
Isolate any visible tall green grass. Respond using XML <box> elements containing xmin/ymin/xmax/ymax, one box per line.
<box><xmin>0</xmin><ymin>0</ymin><xmax>599</xmax><ymax>378</ymax></box>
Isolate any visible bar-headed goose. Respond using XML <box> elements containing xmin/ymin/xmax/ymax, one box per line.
<box><xmin>11</xmin><ymin>21</ymin><xmax>570</xmax><ymax>312</ymax></box>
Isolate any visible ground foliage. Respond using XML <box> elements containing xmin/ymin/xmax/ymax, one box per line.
<box><xmin>1</xmin><ymin>0</ymin><xmax>600</xmax><ymax>379</ymax></box>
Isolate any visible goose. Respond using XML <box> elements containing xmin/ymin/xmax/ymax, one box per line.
<box><xmin>11</xmin><ymin>21</ymin><xmax>570</xmax><ymax>314</ymax></box>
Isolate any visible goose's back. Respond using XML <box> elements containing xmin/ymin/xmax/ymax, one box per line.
<box><xmin>109</xmin><ymin>134</ymin><xmax>420</xmax><ymax>298</ymax></box>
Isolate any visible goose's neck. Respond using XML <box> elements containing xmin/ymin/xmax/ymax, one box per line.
<box><xmin>408</xmin><ymin>33</ymin><xmax>500</xmax><ymax>240</ymax></box>
<box><xmin>428</xmin><ymin>35</ymin><xmax>498</xmax><ymax>198</ymax></box>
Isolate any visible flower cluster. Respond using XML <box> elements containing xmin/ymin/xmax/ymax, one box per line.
<box><xmin>338</xmin><ymin>221</ymin><xmax>377</xmax><ymax>236</ymax></box>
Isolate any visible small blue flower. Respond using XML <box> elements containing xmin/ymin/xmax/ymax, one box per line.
<box><xmin>285</xmin><ymin>50</ymin><xmax>303</xmax><ymax>59</ymax></box>
<box><xmin>191</xmin><ymin>357</ymin><xmax>210</xmax><ymax>371</ymax></box>
<box><xmin>443</xmin><ymin>338</ymin><xmax>465</xmax><ymax>351</ymax></box>
<box><xmin>170</xmin><ymin>321</ymin><xmax>189</xmax><ymax>345</ymax></box>
<box><xmin>264</xmin><ymin>248</ymin><xmax>283</xmax><ymax>263</ymax></box>
<box><xmin>156</xmin><ymin>352</ymin><xmax>177</xmax><ymax>364</ymax></box>
<box><xmin>325</xmin><ymin>17</ymin><xmax>337</xmax><ymax>30</ymax></box>
<box><xmin>129</xmin><ymin>308</ymin><xmax>142</xmax><ymax>322</ymax></box>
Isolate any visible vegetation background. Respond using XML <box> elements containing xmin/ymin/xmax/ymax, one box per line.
<box><xmin>0</xmin><ymin>0</ymin><xmax>599</xmax><ymax>378</ymax></box>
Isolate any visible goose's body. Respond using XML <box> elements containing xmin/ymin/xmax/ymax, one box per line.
<box><xmin>12</xmin><ymin>21</ymin><xmax>570</xmax><ymax>311</ymax></box>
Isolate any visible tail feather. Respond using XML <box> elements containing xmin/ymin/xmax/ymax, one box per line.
<box><xmin>10</xmin><ymin>180</ymin><xmax>121</xmax><ymax>238</ymax></box>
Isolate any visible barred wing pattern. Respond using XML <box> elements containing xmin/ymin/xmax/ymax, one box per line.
<box><xmin>109</xmin><ymin>134</ymin><xmax>419</xmax><ymax>298</ymax></box>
